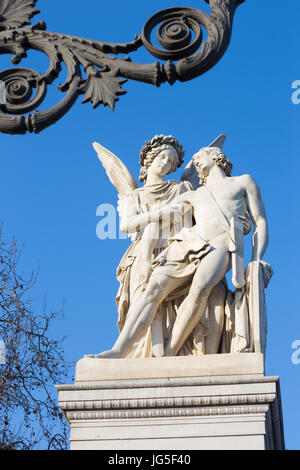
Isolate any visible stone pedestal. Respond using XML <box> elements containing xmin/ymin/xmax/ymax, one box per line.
<box><xmin>57</xmin><ymin>353</ymin><xmax>284</xmax><ymax>450</ymax></box>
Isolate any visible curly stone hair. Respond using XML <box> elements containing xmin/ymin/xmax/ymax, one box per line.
<box><xmin>193</xmin><ymin>147</ymin><xmax>233</xmax><ymax>185</ymax></box>
<box><xmin>139</xmin><ymin>135</ymin><xmax>185</xmax><ymax>183</ymax></box>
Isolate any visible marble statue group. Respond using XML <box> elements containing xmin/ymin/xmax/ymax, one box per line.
<box><xmin>88</xmin><ymin>134</ymin><xmax>273</xmax><ymax>359</ymax></box>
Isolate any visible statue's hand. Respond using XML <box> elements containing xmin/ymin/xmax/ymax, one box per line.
<box><xmin>238</xmin><ymin>211</ymin><xmax>251</xmax><ymax>235</ymax></box>
<box><xmin>249</xmin><ymin>259</ymin><xmax>274</xmax><ymax>288</ymax></box>
<box><xmin>259</xmin><ymin>260</ymin><xmax>274</xmax><ymax>287</ymax></box>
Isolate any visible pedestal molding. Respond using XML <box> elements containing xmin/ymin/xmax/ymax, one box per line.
<box><xmin>65</xmin><ymin>405</ymin><xmax>270</xmax><ymax>422</ymax></box>
<box><xmin>57</xmin><ymin>373</ymin><xmax>277</xmax><ymax>392</ymax></box>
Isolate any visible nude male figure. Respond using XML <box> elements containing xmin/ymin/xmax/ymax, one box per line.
<box><xmin>91</xmin><ymin>145</ymin><xmax>268</xmax><ymax>358</ymax></box>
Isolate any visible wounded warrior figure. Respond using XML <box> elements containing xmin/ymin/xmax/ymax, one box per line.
<box><xmin>88</xmin><ymin>140</ymin><xmax>270</xmax><ymax>358</ymax></box>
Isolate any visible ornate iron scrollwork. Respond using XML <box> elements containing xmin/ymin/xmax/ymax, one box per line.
<box><xmin>0</xmin><ymin>0</ymin><xmax>245</xmax><ymax>134</ymax></box>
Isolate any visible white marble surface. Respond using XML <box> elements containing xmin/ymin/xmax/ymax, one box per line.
<box><xmin>91</xmin><ymin>139</ymin><xmax>271</xmax><ymax>359</ymax></box>
<box><xmin>57</xmin><ymin>356</ymin><xmax>284</xmax><ymax>450</ymax></box>
<box><xmin>75</xmin><ymin>352</ymin><xmax>264</xmax><ymax>382</ymax></box>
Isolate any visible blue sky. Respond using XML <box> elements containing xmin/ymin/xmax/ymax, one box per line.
<box><xmin>1</xmin><ymin>0</ymin><xmax>300</xmax><ymax>450</ymax></box>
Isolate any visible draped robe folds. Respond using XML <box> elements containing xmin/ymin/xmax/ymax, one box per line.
<box><xmin>115</xmin><ymin>180</ymin><xmax>205</xmax><ymax>358</ymax></box>
<box><xmin>222</xmin><ymin>260</ymin><xmax>273</xmax><ymax>355</ymax></box>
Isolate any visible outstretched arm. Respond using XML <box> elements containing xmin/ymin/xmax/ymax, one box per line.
<box><xmin>243</xmin><ymin>175</ymin><xmax>269</xmax><ymax>261</ymax></box>
<box><xmin>119</xmin><ymin>196</ymin><xmax>161</xmax><ymax>235</ymax></box>
<box><xmin>120</xmin><ymin>191</ymin><xmax>194</xmax><ymax>235</ymax></box>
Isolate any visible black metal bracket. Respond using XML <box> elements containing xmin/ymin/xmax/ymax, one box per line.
<box><xmin>0</xmin><ymin>0</ymin><xmax>245</xmax><ymax>134</ymax></box>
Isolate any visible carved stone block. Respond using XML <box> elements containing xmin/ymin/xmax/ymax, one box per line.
<box><xmin>57</xmin><ymin>353</ymin><xmax>285</xmax><ymax>450</ymax></box>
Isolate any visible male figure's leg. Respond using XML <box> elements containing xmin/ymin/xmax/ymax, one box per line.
<box><xmin>165</xmin><ymin>247</ymin><xmax>230</xmax><ymax>356</ymax></box>
<box><xmin>96</xmin><ymin>271</ymin><xmax>185</xmax><ymax>358</ymax></box>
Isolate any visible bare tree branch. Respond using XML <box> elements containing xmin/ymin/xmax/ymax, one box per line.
<box><xmin>0</xmin><ymin>225</ymin><xmax>72</xmax><ymax>450</ymax></box>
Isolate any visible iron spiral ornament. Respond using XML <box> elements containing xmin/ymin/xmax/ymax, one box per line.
<box><xmin>141</xmin><ymin>8</ymin><xmax>204</xmax><ymax>61</ymax></box>
<box><xmin>0</xmin><ymin>67</ymin><xmax>46</xmax><ymax>113</ymax></box>
<box><xmin>0</xmin><ymin>0</ymin><xmax>245</xmax><ymax>134</ymax></box>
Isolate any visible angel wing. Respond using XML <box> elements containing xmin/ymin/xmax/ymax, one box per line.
<box><xmin>0</xmin><ymin>0</ymin><xmax>40</xmax><ymax>31</ymax></box>
<box><xmin>93</xmin><ymin>141</ymin><xmax>138</xmax><ymax>197</ymax></box>
<box><xmin>181</xmin><ymin>134</ymin><xmax>227</xmax><ymax>189</ymax></box>
<box><xmin>93</xmin><ymin>141</ymin><xmax>138</xmax><ymax>224</ymax></box>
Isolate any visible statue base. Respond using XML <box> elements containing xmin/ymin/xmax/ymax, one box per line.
<box><xmin>57</xmin><ymin>353</ymin><xmax>284</xmax><ymax>450</ymax></box>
